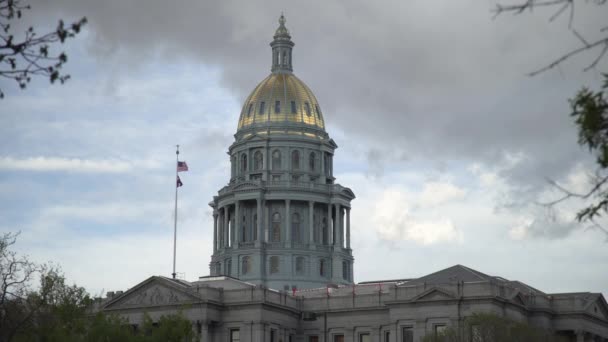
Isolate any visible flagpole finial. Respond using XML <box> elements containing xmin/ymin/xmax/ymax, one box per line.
<box><xmin>176</xmin><ymin>144</ymin><xmax>180</xmax><ymax>155</ymax></box>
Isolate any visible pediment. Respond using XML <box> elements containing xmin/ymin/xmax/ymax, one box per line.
<box><xmin>509</xmin><ymin>292</ymin><xmax>527</xmax><ymax>307</ymax></box>
<box><xmin>104</xmin><ymin>277</ymin><xmax>198</xmax><ymax>310</ymax></box>
<box><xmin>584</xmin><ymin>295</ymin><xmax>608</xmax><ymax>321</ymax></box>
<box><xmin>411</xmin><ymin>288</ymin><xmax>456</xmax><ymax>302</ymax></box>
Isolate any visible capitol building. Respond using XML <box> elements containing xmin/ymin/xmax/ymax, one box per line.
<box><xmin>98</xmin><ymin>16</ymin><xmax>608</xmax><ymax>342</ymax></box>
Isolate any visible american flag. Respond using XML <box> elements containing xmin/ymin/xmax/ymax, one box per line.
<box><xmin>177</xmin><ymin>161</ymin><xmax>188</xmax><ymax>172</ymax></box>
<box><xmin>176</xmin><ymin>175</ymin><xmax>183</xmax><ymax>187</ymax></box>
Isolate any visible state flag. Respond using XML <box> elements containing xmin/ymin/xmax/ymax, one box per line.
<box><xmin>177</xmin><ymin>175</ymin><xmax>183</xmax><ymax>187</ymax></box>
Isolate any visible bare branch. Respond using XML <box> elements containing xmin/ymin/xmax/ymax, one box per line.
<box><xmin>583</xmin><ymin>41</ymin><xmax>608</xmax><ymax>72</ymax></box>
<box><xmin>528</xmin><ymin>37</ymin><xmax>608</xmax><ymax>76</ymax></box>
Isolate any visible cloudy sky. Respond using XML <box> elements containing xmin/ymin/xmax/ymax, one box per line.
<box><xmin>1</xmin><ymin>0</ymin><xmax>607</xmax><ymax>297</ymax></box>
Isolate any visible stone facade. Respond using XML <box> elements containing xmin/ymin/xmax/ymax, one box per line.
<box><xmin>98</xmin><ymin>15</ymin><xmax>608</xmax><ymax>342</ymax></box>
<box><xmin>98</xmin><ymin>265</ymin><xmax>608</xmax><ymax>342</ymax></box>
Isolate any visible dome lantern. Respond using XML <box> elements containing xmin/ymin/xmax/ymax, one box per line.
<box><xmin>270</xmin><ymin>14</ymin><xmax>294</xmax><ymax>73</ymax></box>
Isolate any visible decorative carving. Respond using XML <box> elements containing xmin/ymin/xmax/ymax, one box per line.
<box><xmin>114</xmin><ymin>284</ymin><xmax>190</xmax><ymax>308</ymax></box>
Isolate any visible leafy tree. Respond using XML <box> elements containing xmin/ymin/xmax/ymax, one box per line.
<box><xmin>422</xmin><ymin>313</ymin><xmax>568</xmax><ymax>342</ymax></box>
<box><xmin>140</xmin><ymin>312</ymin><xmax>198</xmax><ymax>342</ymax></box>
<box><xmin>0</xmin><ymin>0</ymin><xmax>86</xmax><ymax>98</ymax></box>
<box><xmin>1</xmin><ymin>231</ymin><xmax>198</xmax><ymax>341</ymax></box>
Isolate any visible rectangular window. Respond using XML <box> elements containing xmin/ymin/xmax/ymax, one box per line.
<box><xmin>434</xmin><ymin>325</ymin><xmax>446</xmax><ymax>335</ymax></box>
<box><xmin>275</xmin><ymin>101</ymin><xmax>281</xmax><ymax>113</ymax></box>
<box><xmin>384</xmin><ymin>331</ymin><xmax>390</xmax><ymax>342</ymax></box>
<box><xmin>270</xmin><ymin>330</ymin><xmax>276</xmax><ymax>342</ymax></box>
<box><xmin>402</xmin><ymin>327</ymin><xmax>413</xmax><ymax>342</ymax></box>
<box><xmin>291</xmin><ymin>101</ymin><xmax>297</xmax><ymax>114</ymax></box>
<box><xmin>359</xmin><ymin>333</ymin><xmax>370</xmax><ymax>342</ymax></box>
<box><xmin>334</xmin><ymin>335</ymin><xmax>344</xmax><ymax>342</ymax></box>
<box><xmin>305</xmin><ymin>102</ymin><xmax>311</xmax><ymax>116</ymax></box>
<box><xmin>309</xmin><ymin>336</ymin><xmax>319</xmax><ymax>342</ymax></box>
<box><xmin>230</xmin><ymin>329</ymin><xmax>240</xmax><ymax>342</ymax></box>
<box><xmin>247</xmin><ymin>103</ymin><xmax>253</xmax><ymax>116</ymax></box>
<box><xmin>259</xmin><ymin>101</ymin><xmax>265</xmax><ymax>114</ymax></box>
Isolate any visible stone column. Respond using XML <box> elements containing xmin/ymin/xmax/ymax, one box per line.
<box><xmin>256</xmin><ymin>197</ymin><xmax>263</xmax><ymax>246</ymax></box>
<box><xmin>346</xmin><ymin>207</ymin><xmax>351</xmax><ymax>249</ymax></box>
<box><xmin>285</xmin><ymin>199</ymin><xmax>291</xmax><ymax>247</ymax></box>
<box><xmin>309</xmin><ymin>201</ymin><xmax>314</xmax><ymax>246</ymax></box>
<box><xmin>235</xmin><ymin>200</ymin><xmax>240</xmax><ymax>245</ymax></box>
<box><xmin>334</xmin><ymin>203</ymin><xmax>341</xmax><ymax>246</ymax></box>
<box><xmin>224</xmin><ymin>206</ymin><xmax>229</xmax><ymax>248</ymax></box>
<box><xmin>327</xmin><ymin>202</ymin><xmax>332</xmax><ymax>245</ymax></box>
<box><xmin>264</xmin><ymin>201</ymin><xmax>269</xmax><ymax>242</ymax></box>
<box><xmin>213</xmin><ymin>211</ymin><xmax>218</xmax><ymax>253</ymax></box>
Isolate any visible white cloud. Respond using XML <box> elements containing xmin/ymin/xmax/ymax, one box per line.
<box><xmin>0</xmin><ymin>156</ymin><xmax>160</xmax><ymax>173</ymax></box>
<box><xmin>419</xmin><ymin>181</ymin><xmax>466</xmax><ymax>206</ymax></box>
<box><xmin>372</xmin><ymin>188</ymin><xmax>464</xmax><ymax>245</ymax></box>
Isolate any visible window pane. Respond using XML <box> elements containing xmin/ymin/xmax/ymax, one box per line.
<box><xmin>275</xmin><ymin>100</ymin><xmax>281</xmax><ymax>113</ymax></box>
<box><xmin>334</xmin><ymin>335</ymin><xmax>344</xmax><ymax>342</ymax></box>
<box><xmin>259</xmin><ymin>101</ymin><xmax>265</xmax><ymax>114</ymax></box>
<box><xmin>291</xmin><ymin>101</ymin><xmax>297</xmax><ymax>114</ymax></box>
<box><xmin>359</xmin><ymin>333</ymin><xmax>370</xmax><ymax>342</ymax></box>
<box><xmin>231</xmin><ymin>330</ymin><xmax>240</xmax><ymax>342</ymax></box>
<box><xmin>402</xmin><ymin>328</ymin><xmax>413</xmax><ymax>342</ymax></box>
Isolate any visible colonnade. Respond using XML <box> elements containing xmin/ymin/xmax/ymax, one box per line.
<box><xmin>212</xmin><ymin>199</ymin><xmax>351</xmax><ymax>252</ymax></box>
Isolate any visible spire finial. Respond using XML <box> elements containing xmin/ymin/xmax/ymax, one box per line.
<box><xmin>279</xmin><ymin>12</ymin><xmax>285</xmax><ymax>26</ymax></box>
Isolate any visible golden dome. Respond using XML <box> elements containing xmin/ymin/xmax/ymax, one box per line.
<box><xmin>237</xmin><ymin>72</ymin><xmax>325</xmax><ymax>133</ymax></box>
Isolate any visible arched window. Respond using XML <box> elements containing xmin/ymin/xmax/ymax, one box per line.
<box><xmin>242</xmin><ymin>256</ymin><xmax>251</xmax><ymax>275</ymax></box>
<box><xmin>272</xmin><ymin>150</ymin><xmax>281</xmax><ymax>170</ymax></box>
<box><xmin>324</xmin><ymin>153</ymin><xmax>332</xmax><ymax>176</ymax></box>
<box><xmin>342</xmin><ymin>261</ymin><xmax>349</xmax><ymax>280</ymax></box>
<box><xmin>309</xmin><ymin>152</ymin><xmax>316</xmax><ymax>171</ymax></box>
<box><xmin>253</xmin><ymin>214</ymin><xmax>258</xmax><ymax>241</ymax></box>
<box><xmin>292</xmin><ymin>213</ymin><xmax>301</xmax><ymax>243</ymax></box>
<box><xmin>295</xmin><ymin>257</ymin><xmax>304</xmax><ymax>275</ymax></box>
<box><xmin>272</xmin><ymin>212</ymin><xmax>281</xmax><ymax>242</ymax></box>
<box><xmin>254</xmin><ymin>151</ymin><xmax>263</xmax><ymax>171</ymax></box>
<box><xmin>247</xmin><ymin>103</ymin><xmax>253</xmax><ymax>117</ymax></box>
<box><xmin>319</xmin><ymin>259</ymin><xmax>326</xmax><ymax>277</ymax></box>
<box><xmin>322</xmin><ymin>217</ymin><xmax>328</xmax><ymax>245</ymax></box>
<box><xmin>304</xmin><ymin>102</ymin><xmax>311</xmax><ymax>116</ymax></box>
<box><xmin>270</xmin><ymin>256</ymin><xmax>279</xmax><ymax>274</ymax></box>
<box><xmin>292</xmin><ymin>150</ymin><xmax>300</xmax><ymax>170</ymax></box>
<box><xmin>241</xmin><ymin>154</ymin><xmax>247</xmax><ymax>172</ymax></box>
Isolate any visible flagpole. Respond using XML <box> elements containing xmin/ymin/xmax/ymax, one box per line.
<box><xmin>172</xmin><ymin>144</ymin><xmax>179</xmax><ymax>279</ymax></box>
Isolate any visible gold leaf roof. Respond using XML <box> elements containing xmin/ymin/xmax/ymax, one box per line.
<box><xmin>237</xmin><ymin>72</ymin><xmax>325</xmax><ymax>132</ymax></box>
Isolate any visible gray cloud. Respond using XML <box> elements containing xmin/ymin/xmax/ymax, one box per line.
<box><xmin>21</xmin><ymin>0</ymin><xmax>608</xmax><ymax>238</ymax></box>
